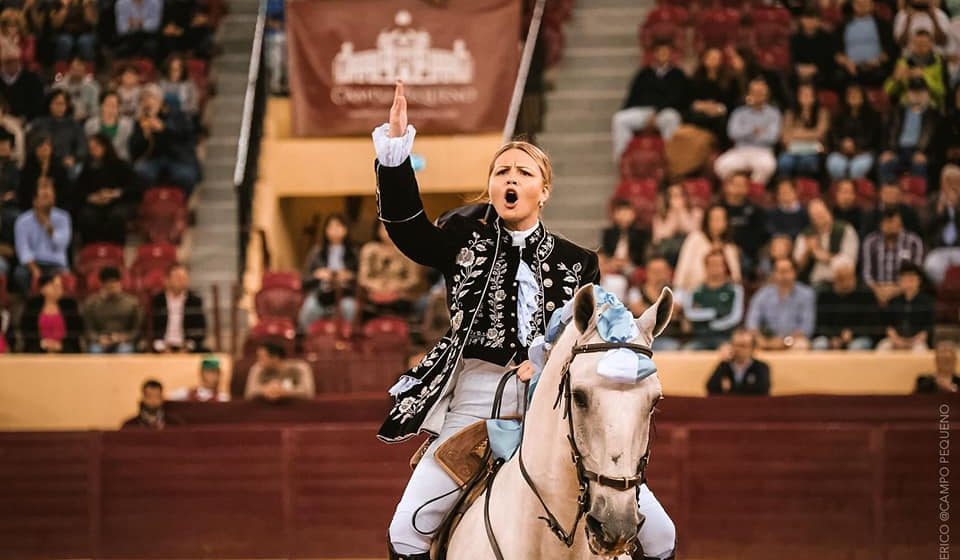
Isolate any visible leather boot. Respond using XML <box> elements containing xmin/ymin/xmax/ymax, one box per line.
<box><xmin>388</xmin><ymin>541</ymin><xmax>431</xmax><ymax>560</ymax></box>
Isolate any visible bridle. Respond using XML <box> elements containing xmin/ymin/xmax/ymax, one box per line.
<box><xmin>516</xmin><ymin>341</ymin><xmax>655</xmax><ymax>548</ymax></box>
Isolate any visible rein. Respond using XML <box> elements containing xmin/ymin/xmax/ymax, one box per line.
<box><xmin>514</xmin><ymin>341</ymin><xmax>654</xmax><ymax>549</ymax></box>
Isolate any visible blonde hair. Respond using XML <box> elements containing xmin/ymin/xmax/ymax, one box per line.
<box><xmin>474</xmin><ymin>140</ymin><xmax>553</xmax><ymax>202</ymax></box>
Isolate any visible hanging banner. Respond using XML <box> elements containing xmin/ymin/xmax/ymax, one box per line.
<box><xmin>286</xmin><ymin>0</ymin><xmax>521</xmax><ymax>137</ymax></box>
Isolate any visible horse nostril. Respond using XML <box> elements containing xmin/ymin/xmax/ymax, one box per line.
<box><xmin>586</xmin><ymin>514</ymin><xmax>606</xmax><ymax>541</ymax></box>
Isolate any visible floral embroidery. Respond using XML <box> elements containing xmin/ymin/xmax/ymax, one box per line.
<box><xmin>468</xmin><ymin>247</ymin><xmax>508</xmax><ymax>348</ymax></box>
<box><xmin>556</xmin><ymin>261</ymin><xmax>584</xmax><ymax>298</ymax></box>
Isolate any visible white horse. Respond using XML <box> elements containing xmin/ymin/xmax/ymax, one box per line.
<box><xmin>446</xmin><ymin>283</ymin><xmax>673</xmax><ymax>559</ymax></box>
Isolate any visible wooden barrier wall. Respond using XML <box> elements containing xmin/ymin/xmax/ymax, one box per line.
<box><xmin>0</xmin><ymin>395</ymin><xmax>956</xmax><ymax>560</ymax></box>
<box><xmin>0</xmin><ymin>352</ymin><xmax>936</xmax><ymax>430</ymax></box>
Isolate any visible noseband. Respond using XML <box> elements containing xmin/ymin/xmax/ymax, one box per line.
<box><xmin>517</xmin><ymin>341</ymin><xmax>655</xmax><ymax>548</ymax></box>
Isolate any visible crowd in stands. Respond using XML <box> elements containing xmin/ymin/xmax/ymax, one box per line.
<box><xmin>602</xmin><ymin>0</ymin><xmax>960</xmax><ymax>356</ymax></box>
<box><xmin>0</xmin><ymin>0</ymin><xmax>221</xmax><ymax>353</ymax></box>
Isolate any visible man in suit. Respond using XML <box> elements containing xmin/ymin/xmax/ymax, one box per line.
<box><xmin>706</xmin><ymin>329</ymin><xmax>772</xmax><ymax>395</ymax></box>
<box><xmin>151</xmin><ymin>263</ymin><xmax>206</xmax><ymax>352</ymax></box>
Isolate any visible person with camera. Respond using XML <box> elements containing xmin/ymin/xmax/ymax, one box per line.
<box><xmin>884</xmin><ymin>29</ymin><xmax>949</xmax><ymax>110</ymax></box>
<box><xmin>893</xmin><ymin>0</ymin><xmax>951</xmax><ymax>50</ymax></box>
<box><xmin>129</xmin><ymin>83</ymin><xmax>200</xmax><ymax>195</ymax></box>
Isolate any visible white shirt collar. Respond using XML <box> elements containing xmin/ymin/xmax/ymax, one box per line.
<box><xmin>506</xmin><ymin>222</ymin><xmax>540</xmax><ymax>247</ymax></box>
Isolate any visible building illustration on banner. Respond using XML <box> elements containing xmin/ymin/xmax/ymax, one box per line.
<box><xmin>333</xmin><ymin>10</ymin><xmax>474</xmax><ymax>85</ymax></box>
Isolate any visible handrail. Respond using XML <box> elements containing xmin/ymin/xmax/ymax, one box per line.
<box><xmin>233</xmin><ymin>0</ymin><xmax>267</xmax><ymax>187</ymax></box>
<box><xmin>502</xmin><ymin>0</ymin><xmax>547</xmax><ymax>143</ymax></box>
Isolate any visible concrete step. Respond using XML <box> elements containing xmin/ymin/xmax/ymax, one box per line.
<box><xmin>565</xmin><ymin>30</ymin><xmax>638</xmax><ymax>49</ymax></box>
<box><xmin>559</xmin><ymin>46</ymin><xmax>639</xmax><ymax>69</ymax></box>
<box><xmin>543</xmin><ymin>111</ymin><xmax>614</xmax><ymax>134</ymax></box>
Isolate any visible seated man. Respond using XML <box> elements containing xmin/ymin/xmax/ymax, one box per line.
<box><xmin>915</xmin><ymin>340</ymin><xmax>959</xmax><ymax>393</ymax></box>
<box><xmin>170</xmin><ymin>356</ymin><xmax>229</xmax><ymax>402</ymax></box>
<box><xmin>793</xmin><ymin>198</ymin><xmax>859</xmax><ymax>287</ymax></box>
<box><xmin>81</xmin><ymin>266</ymin><xmax>141</xmax><ymax>353</ymax></box>
<box><xmin>861</xmin><ymin>209</ymin><xmax>924</xmax><ymax>305</ymax></box>
<box><xmin>599</xmin><ymin>199</ymin><xmax>647</xmax><ymax>299</ymax></box>
<box><xmin>877</xmin><ymin>262</ymin><xmax>935</xmax><ymax>351</ymax></box>
<box><xmin>884</xmin><ymin>30</ymin><xmax>948</xmax><ymax>110</ymax></box>
<box><xmin>245</xmin><ymin>342</ymin><xmax>315</xmax><ymax>400</ymax></box>
<box><xmin>121</xmin><ymin>379</ymin><xmax>184</xmax><ymax>430</ymax></box>
<box><xmin>812</xmin><ymin>257</ymin><xmax>878</xmax><ymax>350</ymax></box>
<box><xmin>745</xmin><ymin>257</ymin><xmax>816</xmax><ymax>350</ymax></box>
<box><xmin>129</xmin><ymin>84</ymin><xmax>201</xmax><ymax>195</ymax></box>
<box><xmin>611</xmin><ymin>39</ymin><xmax>688</xmax><ymax>161</ymax></box>
<box><xmin>833</xmin><ymin>0</ymin><xmax>896</xmax><ymax>87</ymax></box>
<box><xmin>706</xmin><ymin>329</ymin><xmax>771</xmax><ymax>396</ymax></box>
<box><xmin>713</xmin><ymin>78</ymin><xmax>782</xmax><ymax>185</ymax></box>
<box><xmin>878</xmin><ymin>79</ymin><xmax>937</xmax><ymax>185</ymax></box>
<box><xmin>13</xmin><ymin>179</ymin><xmax>70</xmax><ymax>293</ymax></box>
<box><xmin>150</xmin><ymin>264</ymin><xmax>207</xmax><ymax>353</ymax></box>
<box><xmin>627</xmin><ymin>256</ymin><xmax>683</xmax><ymax>351</ymax></box>
<box><xmin>683</xmin><ymin>251</ymin><xmax>744</xmax><ymax>351</ymax></box>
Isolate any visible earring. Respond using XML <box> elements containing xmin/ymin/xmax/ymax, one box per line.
<box><xmin>538</xmin><ymin>200</ymin><xmax>545</xmax><ymax>208</ymax></box>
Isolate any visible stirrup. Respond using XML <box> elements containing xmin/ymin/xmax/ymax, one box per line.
<box><xmin>388</xmin><ymin>541</ymin><xmax>431</xmax><ymax>560</ymax></box>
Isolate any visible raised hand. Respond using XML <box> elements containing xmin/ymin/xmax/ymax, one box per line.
<box><xmin>388</xmin><ymin>81</ymin><xmax>407</xmax><ymax>138</ymax></box>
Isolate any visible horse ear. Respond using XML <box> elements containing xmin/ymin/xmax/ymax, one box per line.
<box><xmin>637</xmin><ymin>287</ymin><xmax>673</xmax><ymax>339</ymax></box>
<box><xmin>573</xmin><ymin>284</ymin><xmax>596</xmax><ymax>334</ymax></box>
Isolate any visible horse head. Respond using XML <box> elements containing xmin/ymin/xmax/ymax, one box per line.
<box><xmin>562</xmin><ymin>283</ymin><xmax>673</xmax><ymax>557</ymax></box>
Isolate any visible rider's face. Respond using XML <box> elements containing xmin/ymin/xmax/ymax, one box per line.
<box><xmin>488</xmin><ymin>148</ymin><xmax>548</xmax><ymax>230</ymax></box>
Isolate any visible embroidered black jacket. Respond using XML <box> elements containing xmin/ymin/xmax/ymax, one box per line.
<box><xmin>375</xmin><ymin>157</ymin><xmax>599</xmax><ymax>443</ymax></box>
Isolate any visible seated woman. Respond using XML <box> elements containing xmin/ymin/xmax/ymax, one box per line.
<box><xmin>673</xmin><ymin>204</ymin><xmax>741</xmax><ymax>298</ymax></box>
<box><xmin>25</xmin><ymin>91</ymin><xmax>87</xmax><ymax>180</ymax></box>
<box><xmin>777</xmin><ymin>82</ymin><xmax>830</xmax><ymax>178</ymax></box>
<box><xmin>826</xmin><ymin>83</ymin><xmax>880</xmax><ymax>180</ymax></box>
<box><xmin>651</xmin><ymin>184</ymin><xmax>702</xmax><ymax>266</ymax></box>
<box><xmin>18</xmin><ymin>135</ymin><xmax>71</xmax><ymax>212</ymax></box>
<box><xmin>298</xmin><ymin>213</ymin><xmax>358</xmax><ymax>330</ymax></box>
<box><xmin>84</xmin><ymin>91</ymin><xmax>135</xmax><ymax>161</ymax></box>
<box><xmin>20</xmin><ymin>273</ymin><xmax>81</xmax><ymax>353</ymax></box>
<box><xmin>75</xmin><ymin>133</ymin><xmax>141</xmax><ymax>244</ymax></box>
<box><xmin>686</xmin><ymin>47</ymin><xmax>740</xmax><ymax>147</ymax></box>
<box><xmin>359</xmin><ymin>221</ymin><xmax>421</xmax><ymax>319</ymax></box>
<box><xmin>157</xmin><ymin>54</ymin><xmax>200</xmax><ymax>121</ymax></box>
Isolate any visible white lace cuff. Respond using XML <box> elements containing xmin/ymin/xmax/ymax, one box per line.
<box><xmin>372</xmin><ymin>123</ymin><xmax>417</xmax><ymax>167</ymax></box>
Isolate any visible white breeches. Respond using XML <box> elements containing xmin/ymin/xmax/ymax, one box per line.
<box><xmin>611</xmin><ymin>107</ymin><xmax>682</xmax><ymax>162</ymax></box>
<box><xmin>387</xmin><ymin>359</ymin><xmax>676</xmax><ymax>557</ymax></box>
<box><xmin>714</xmin><ymin>145</ymin><xmax>777</xmax><ymax>184</ymax></box>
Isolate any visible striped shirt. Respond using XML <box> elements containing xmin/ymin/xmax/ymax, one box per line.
<box><xmin>861</xmin><ymin>231</ymin><xmax>924</xmax><ymax>285</ymax></box>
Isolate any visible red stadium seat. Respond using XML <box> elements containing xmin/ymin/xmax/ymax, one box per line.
<box><xmin>255</xmin><ymin>286</ymin><xmax>303</xmax><ymax>323</ymax></box>
<box><xmin>76</xmin><ymin>243</ymin><xmax>125</xmax><ymax>277</ymax></box>
<box><xmin>620</xmin><ymin>135</ymin><xmax>666</xmax><ymax>181</ymax></box>
<box><xmin>303</xmin><ymin>318</ymin><xmax>353</xmax><ymax>360</ymax></box>
<box><xmin>818</xmin><ymin>90</ymin><xmax>841</xmax><ymax>115</ymax></box>
<box><xmin>134</xmin><ymin>242</ymin><xmax>178</xmax><ymax>269</ymax></box>
<box><xmin>683</xmin><ymin>177</ymin><xmax>714</xmax><ymax>209</ymax></box>
<box><xmin>130</xmin><ymin>243</ymin><xmax>178</xmax><ymax>295</ymax></box>
<box><xmin>866</xmin><ymin>88</ymin><xmax>890</xmax><ymax>114</ymax></box>
<box><xmin>261</xmin><ymin>271</ymin><xmax>301</xmax><ymax>291</ymax></box>
<box><xmin>613</xmin><ymin>178</ymin><xmax>658</xmax><ymax>229</ymax></box>
<box><xmin>936</xmin><ymin>266</ymin><xmax>960</xmax><ymax>323</ymax></box>
<box><xmin>139</xmin><ymin>187</ymin><xmax>188</xmax><ymax>244</ymax></box>
<box><xmin>853</xmin><ymin>178</ymin><xmax>877</xmax><ymax>207</ymax></box>
<box><xmin>795</xmin><ymin>178</ymin><xmax>822</xmax><ymax>204</ymax></box>
<box><xmin>362</xmin><ymin>316</ymin><xmax>410</xmax><ymax>354</ymax></box>
<box><xmin>644</xmin><ymin>4</ymin><xmax>689</xmax><ymax>26</ymax></box>
<box><xmin>900</xmin><ymin>175</ymin><xmax>927</xmax><ymax>207</ymax></box>
<box><xmin>639</xmin><ymin>20</ymin><xmax>686</xmax><ymax>54</ymax></box>
<box><xmin>748</xmin><ymin>181</ymin><xmax>769</xmax><ymax>207</ymax></box>
<box><xmin>131</xmin><ymin>266</ymin><xmax>167</xmax><ymax>295</ymax></box>
<box><xmin>243</xmin><ymin>317</ymin><xmax>297</xmax><ymax>357</ymax></box>
<box><xmin>755</xmin><ymin>46</ymin><xmax>790</xmax><ymax>71</ymax></box>
<box><xmin>695</xmin><ymin>8</ymin><xmax>741</xmax><ymax>50</ymax></box>
<box><xmin>0</xmin><ymin>274</ymin><xmax>7</xmax><ymax>309</ymax></box>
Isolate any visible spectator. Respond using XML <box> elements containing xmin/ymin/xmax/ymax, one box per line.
<box><xmin>766</xmin><ymin>178</ymin><xmax>810</xmax><ymax>239</ymax></box>
<box><xmin>157</xmin><ymin>54</ymin><xmax>198</xmax><ymax>118</ymax></box>
<box><xmin>878</xmin><ymin>79</ymin><xmax>937</xmax><ymax>185</ymax></box>
<box><xmin>0</xmin><ymin>8</ymin><xmax>35</xmax><ymax>68</ymax></box>
<box><xmin>794</xmin><ymin>198</ymin><xmax>860</xmax><ymax>286</ymax></box>
<box><xmin>113</xmin><ymin>64</ymin><xmax>141</xmax><ymax>118</ymax></box>
<box><xmin>877</xmin><ymin>261</ymin><xmax>935</xmax><ymax>351</ymax></box>
<box><xmin>0</xmin><ymin>94</ymin><xmax>24</xmax><ymax>166</ymax></box>
<box><xmin>674</xmin><ymin>204</ymin><xmax>742</xmax><ymax>294</ymax></box>
<box><xmin>686</xmin><ymin>47</ymin><xmax>740</xmax><ymax>147</ymax></box>
<box><xmin>81</xmin><ymin>266</ymin><xmax>140</xmax><ymax>353</ymax></box>
<box><xmin>264</xmin><ymin>0</ymin><xmax>285</xmax><ymax>93</ymax></box>
<box><xmin>777</xmin><ymin>82</ymin><xmax>830</xmax><ymax>178</ymax></box>
<box><xmin>358</xmin><ymin>221</ymin><xmax>421</xmax><ymax>319</ymax></box>
<box><xmin>826</xmin><ymin>83</ymin><xmax>881</xmax><ymax>180</ymax></box>
<box><xmin>706</xmin><ymin>329</ymin><xmax>771</xmax><ymax>396</ymax></box>
<box><xmin>26</xmin><ymin>90</ymin><xmax>87</xmax><ymax>178</ymax></box>
<box><xmin>52</xmin><ymin>57</ymin><xmax>99</xmax><ymax>121</ymax></box>
<box><xmin>714</xmin><ymin>78</ymin><xmax>782</xmax><ymax>184</ymax></box>
<box><xmin>626</xmin><ymin>255</ymin><xmax>683</xmax><ymax>351</ymax></box>
<box><xmin>862</xmin><ymin>209</ymin><xmax>925</xmax><ymax>304</ymax></box>
<box><xmin>746</xmin><ymin>257</ymin><xmax>816</xmax><ymax>351</ymax></box>
<box><xmin>130</xmin><ymin>83</ymin><xmax>201</xmax><ymax>195</ymax></box>
<box><xmin>601</xmin><ymin>198</ymin><xmax>648</xmax><ymax>276</ymax></box>
<box><xmin>831</xmin><ymin>179</ymin><xmax>864</xmax><ymax>231</ymax></box>
<box><xmin>170</xmin><ymin>356</ymin><xmax>229</xmax><ymax>402</ymax></box>
<box><xmin>150</xmin><ymin>263</ymin><xmax>207</xmax><ymax>353</ymax></box>
<box><xmin>84</xmin><ymin>91</ymin><xmax>134</xmax><ymax>160</ymax></box>
<box><xmin>160</xmin><ymin>0</ymin><xmax>213</xmax><ymax>59</ymax></box>
<box><xmin>244</xmin><ymin>342</ymin><xmax>315</xmax><ymax>400</ymax></box>
<box><xmin>812</xmin><ymin>256</ymin><xmax>879</xmax><ymax>350</ymax></box>
<box><xmin>756</xmin><ymin>234</ymin><xmax>794</xmax><ymax>282</ymax></box>
<box><xmin>924</xmin><ymin>165</ymin><xmax>960</xmax><ymax>286</ymax></box>
<box><xmin>611</xmin><ymin>40</ymin><xmax>688</xmax><ymax>161</ymax></box>
<box><xmin>720</xmin><ymin>171</ymin><xmax>767</xmax><ymax>266</ymax></box>
<box><xmin>0</xmin><ymin>43</ymin><xmax>44</xmax><ymax>121</ymax></box>
<box><xmin>884</xmin><ymin>30</ymin><xmax>949</xmax><ymax>110</ymax></box>
<box><xmin>683</xmin><ymin>250</ymin><xmax>745</xmax><ymax>350</ymax></box>
<box><xmin>893</xmin><ymin>1</ymin><xmax>951</xmax><ymax>50</ymax></box>
<box><xmin>17</xmin><ymin>136</ymin><xmax>71</xmax><ymax>211</ymax></box>
<box><xmin>20</xmin><ymin>273</ymin><xmax>81</xmax><ymax>352</ymax></box>
<box><xmin>13</xmin><ymin>179</ymin><xmax>69</xmax><ymax>292</ymax></box>
<box><xmin>121</xmin><ymin>379</ymin><xmax>184</xmax><ymax>429</ymax></box>
<box><xmin>298</xmin><ymin>213</ymin><xmax>358</xmax><ymax>330</ymax></box>
<box><xmin>834</xmin><ymin>0</ymin><xmax>896</xmax><ymax>86</ymax></box>
<box><xmin>790</xmin><ymin>7</ymin><xmax>838</xmax><ymax>91</ymax></box>
<box><xmin>861</xmin><ymin>181</ymin><xmax>923</xmax><ymax>235</ymax></box>
<box><xmin>49</xmin><ymin>0</ymin><xmax>97</xmax><ymax>62</ymax></box>
<box><xmin>0</xmin><ymin>130</ymin><xmax>17</xmax><ymax>276</ymax></box>
<box><xmin>915</xmin><ymin>340</ymin><xmax>959</xmax><ymax>393</ymax></box>
<box><xmin>651</xmin><ymin>184</ymin><xmax>702</xmax><ymax>266</ymax></box>
<box><xmin>114</xmin><ymin>0</ymin><xmax>161</xmax><ymax>59</ymax></box>
<box><xmin>75</xmin><ymin>133</ymin><xmax>139</xmax><ymax>244</ymax></box>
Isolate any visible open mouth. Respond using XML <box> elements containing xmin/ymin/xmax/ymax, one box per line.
<box><xmin>504</xmin><ymin>188</ymin><xmax>518</xmax><ymax>208</ymax></box>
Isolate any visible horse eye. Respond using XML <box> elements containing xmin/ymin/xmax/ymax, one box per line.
<box><xmin>571</xmin><ymin>389</ymin><xmax>589</xmax><ymax>409</ymax></box>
